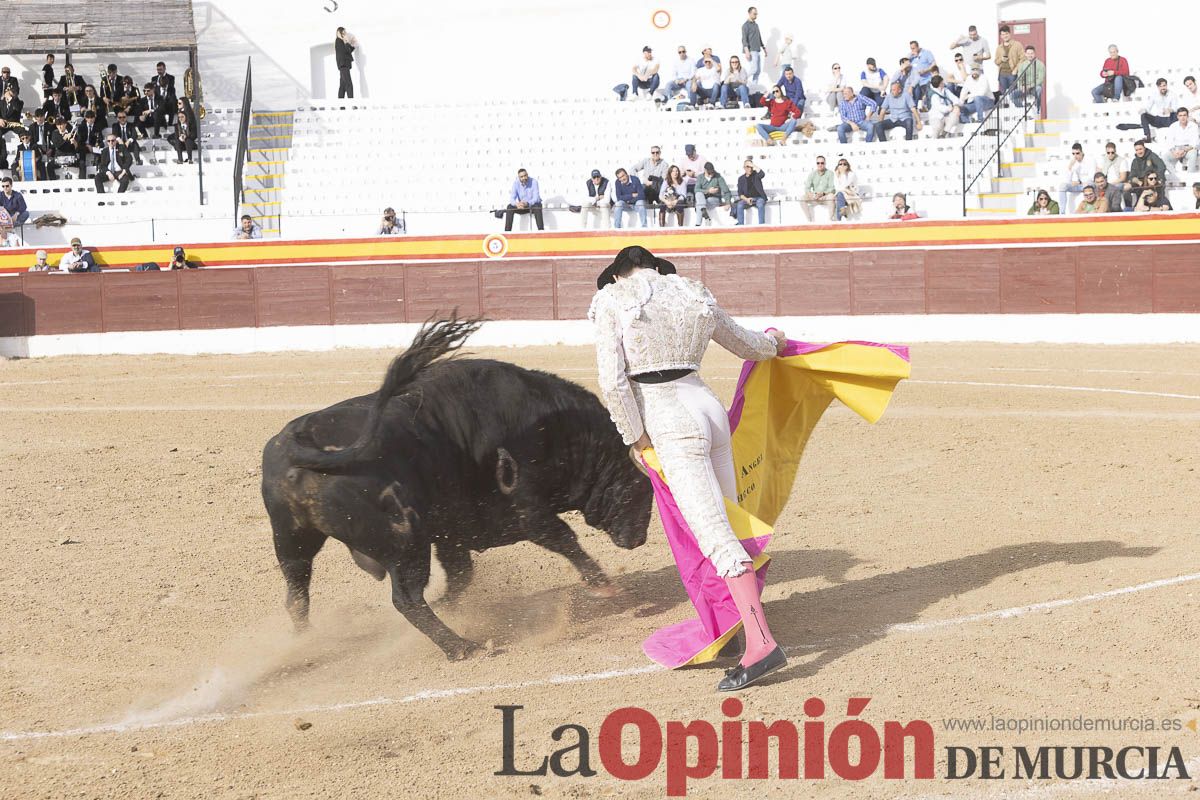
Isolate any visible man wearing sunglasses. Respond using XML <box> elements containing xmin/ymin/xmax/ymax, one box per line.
<box><xmin>94</xmin><ymin>133</ymin><xmax>134</xmax><ymax>193</ymax></box>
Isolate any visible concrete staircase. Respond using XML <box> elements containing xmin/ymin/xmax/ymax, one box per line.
<box><xmin>967</xmin><ymin>118</ymin><xmax>1070</xmax><ymax>216</ymax></box>
<box><xmin>239</xmin><ymin>111</ymin><xmax>294</xmax><ymax>237</ymax></box>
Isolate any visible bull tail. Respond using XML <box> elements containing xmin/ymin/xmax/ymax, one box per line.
<box><xmin>289</xmin><ymin>315</ymin><xmax>483</xmax><ymax>470</ymax></box>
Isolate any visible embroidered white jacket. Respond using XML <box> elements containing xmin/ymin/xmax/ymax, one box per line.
<box><xmin>588</xmin><ymin>270</ymin><xmax>777</xmax><ymax>444</ymax></box>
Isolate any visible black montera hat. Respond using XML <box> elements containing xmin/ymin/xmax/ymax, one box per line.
<box><xmin>596</xmin><ymin>245</ymin><xmax>677</xmax><ymax>290</ymax></box>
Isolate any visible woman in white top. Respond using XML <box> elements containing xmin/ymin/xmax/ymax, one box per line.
<box><xmin>589</xmin><ymin>246</ymin><xmax>788</xmax><ymax>690</ymax></box>
<box><xmin>833</xmin><ymin>158</ymin><xmax>860</xmax><ymax>221</ymax></box>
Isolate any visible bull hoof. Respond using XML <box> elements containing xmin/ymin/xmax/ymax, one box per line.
<box><xmin>445</xmin><ymin>640</ymin><xmax>483</xmax><ymax>661</ymax></box>
<box><xmin>584</xmin><ymin>581</ymin><xmax>622</xmax><ymax>599</ymax></box>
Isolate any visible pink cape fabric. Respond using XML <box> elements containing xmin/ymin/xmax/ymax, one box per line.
<box><xmin>641</xmin><ymin>340</ymin><xmax>910</xmax><ymax>669</ymax></box>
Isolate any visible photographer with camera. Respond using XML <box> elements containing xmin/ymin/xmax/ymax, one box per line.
<box><xmin>233</xmin><ymin>214</ymin><xmax>262</xmax><ymax>240</ymax></box>
<box><xmin>170</xmin><ymin>245</ymin><xmax>198</xmax><ymax>270</ymax></box>
<box><xmin>379</xmin><ymin>207</ymin><xmax>404</xmax><ymax>235</ymax></box>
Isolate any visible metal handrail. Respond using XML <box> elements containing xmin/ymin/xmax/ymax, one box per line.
<box><xmin>960</xmin><ymin>68</ymin><xmax>1040</xmax><ymax>216</ymax></box>
<box><xmin>232</xmin><ymin>58</ymin><xmax>252</xmax><ymax>223</ymax></box>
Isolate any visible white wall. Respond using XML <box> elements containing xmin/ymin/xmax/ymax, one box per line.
<box><xmin>193</xmin><ymin>0</ymin><xmax>1198</xmax><ymax>117</ymax></box>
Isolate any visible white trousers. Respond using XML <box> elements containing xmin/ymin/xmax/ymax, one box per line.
<box><xmin>636</xmin><ymin>374</ymin><xmax>751</xmax><ymax>578</ymax></box>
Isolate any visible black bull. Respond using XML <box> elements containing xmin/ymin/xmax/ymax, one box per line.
<box><xmin>261</xmin><ymin>318</ymin><xmax>654</xmax><ymax>660</ymax></box>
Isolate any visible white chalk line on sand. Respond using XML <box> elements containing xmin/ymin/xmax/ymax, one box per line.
<box><xmin>908</xmin><ymin>379</ymin><xmax>1200</xmax><ymax>401</ymax></box>
<box><xmin>4</xmin><ymin>570</ymin><xmax>1199</xmax><ymax>744</ymax></box>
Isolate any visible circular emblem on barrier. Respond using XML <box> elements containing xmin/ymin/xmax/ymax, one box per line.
<box><xmin>651</xmin><ymin>9</ymin><xmax>671</xmax><ymax>29</ymax></box>
<box><xmin>482</xmin><ymin>233</ymin><xmax>509</xmax><ymax>258</ymax></box>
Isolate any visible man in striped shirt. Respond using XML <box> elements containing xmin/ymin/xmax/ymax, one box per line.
<box><xmin>836</xmin><ymin>87</ymin><xmax>878</xmax><ymax>143</ymax></box>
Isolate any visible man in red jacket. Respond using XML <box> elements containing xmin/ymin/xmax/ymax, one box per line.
<box><xmin>756</xmin><ymin>85</ymin><xmax>802</xmax><ymax>145</ymax></box>
<box><xmin>1091</xmin><ymin>44</ymin><xmax>1130</xmax><ymax>103</ymax></box>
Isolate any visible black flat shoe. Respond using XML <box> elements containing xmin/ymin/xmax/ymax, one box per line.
<box><xmin>717</xmin><ymin>645</ymin><xmax>787</xmax><ymax>691</ymax></box>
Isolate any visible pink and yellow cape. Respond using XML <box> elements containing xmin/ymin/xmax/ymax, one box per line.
<box><xmin>640</xmin><ymin>340</ymin><xmax>911</xmax><ymax>669</ymax></box>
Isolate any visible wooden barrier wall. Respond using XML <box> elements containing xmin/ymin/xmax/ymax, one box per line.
<box><xmin>3</xmin><ymin>244</ymin><xmax>1199</xmax><ymax>338</ymax></box>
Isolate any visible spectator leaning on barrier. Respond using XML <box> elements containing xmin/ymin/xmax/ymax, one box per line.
<box><xmin>889</xmin><ymin>192</ymin><xmax>920</xmax><ymax>220</ymax></box>
<box><xmin>29</xmin><ymin>249</ymin><xmax>52</xmax><ymax>271</ymax></box>
<box><xmin>1092</xmin><ymin>44</ymin><xmax>1130</xmax><ymax>104</ymax></box>
<box><xmin>1133</xmin><ymin>172</ymin><xmax>1172</xmax><ymax>212</ymax></box>
<box><xmin>860</xmin><ymin>58</ymin><xmax>887</xmax><ymax>104</ymax></box>
<box><xmin>801</xmin><ymin>156</ymin><xmax>835</xmax><ymax>222</ymax></box>
<box><xmin>61</xmin><ymin>237</ymin><xmax>99</xmax><ymax>272</ymax></box>
<box><xmin>377</xmin><ymin>208</ymin><xmax>403</xmax><ymax>236</ymax></box>
<box><xmin>1094</xmin><ymin>173</ymin><xmax>1124</xmax><ymax>212</ymax></box>
<box><xmin>734</xmin><ymin>159</ymin><xmax>768</xmax><ymax>225</ymax></box>
<box><xmin>0</xmin><ymin>178</ymin><xmax>28</xmax><ymax>224</ymax></box>
<box><xmin>757</xmin><ymin>85</ymin><xmax>802</xmax><ymax>145</ymax></box>
<box><xmin>694</xmin><ymin>162</ymin><xmax>731</xmax><ymax>226</ymax></box>
<box><xmin>612</xmin><ymin>167</ymin><xmax>647</xmax><ymax>229</ymax></box>
<box><xmin>1028</xmin><ymin>189</ymin><xmax>1060</xmax><ymax>215</ymax></box>
<box><xmin>1162</xmin><ymin>107</ymin><xmax>1200</xmax><ymax>174</ymax></box>
<box><xmin>504</xmin><ymin>168</ymin><xmax>544</xmax><ymax>232</ymax></box>
<box><xmin>1075</xmin><ymin>184</ymin><xmax>1106</xmax><ymax>213</ymax></box>
<box><xmin>236</xmin><ymin>213</ymin><xmax>264</xmax><ymax>239</ymax></box>
<box><xmin>837</xmin><ymin>86</ymin><xmax>878</xmax><ymax>144</ymax></box>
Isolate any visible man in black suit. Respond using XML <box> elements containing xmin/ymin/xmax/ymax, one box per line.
<box><xmin>133</xmin><ymin>84</ymin><xmax>163</xmax><ymax>138</ymax></box>
<box><xmin>50</xmin><ymin>117</ymin><xmax>79</xmax><ymax>177</ymax></box>
<box><xmin>75</xmin><ymin>109</ymin><xmax>103</xmax><ymax>174</ymax></box>
<box><xmin>152</xmin><ymin>62</ymin><xmax>176</xmax><ymax>106</ymax></box>
<box><xmin>24</xmin><ymin>109</ymin><xmax>56</xmax><ymax>178</ymax></box>
<box><xmin>335</xmin><ymin>27</ymin><xmax>355</xmax><ymax>98</ymax></box>
<box><xmin>42</xmin><ymin>86</ymin><xmax>70</xmax><ymax>121</ymax></box>
<box><xmin>0</xmin><ymin>66</ymin><xmax>19</xmax><ymax>98</ymax></box>
<box><xmin>57</xmin><ymin>63</ymin><xmax>85</xmax><ymax>99</ymax></box>
<box><xmin>99</xmin><ymin>64</ymin><xmax>124</xmax><ymax>107</ymax></box>
<box><xmin>13</xmin><ymin>132</ymin><xmax>44</xmax><ymax>179</ymax></box>
<box><xmin>0</xmin><ymin>86</ymin><xmax>23</xmax><ymax>163</ymax></box>
<box><xmin>111</xmin><ymin>109</ymin><xmax>142</xmax><ymax>165</ymax></box>
<box><xmin>94</xmin><ymin>133</ymin><xmax>134</xmax><ymax>193</ymax></box>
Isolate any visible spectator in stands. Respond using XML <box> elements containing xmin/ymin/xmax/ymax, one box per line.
<box><xmin>577</xmin><ymin>170</ymin><xmax>611</xmax><ymax>229</ymax></box>
<box><xmin>58</xmin><ymin>63</ymin><xmax>85</xmax><ymax>98</ymax></box>
<box><xmin>1027</xmin><ymin>189</ymin><xmax>1060</xmax><ymax>215</ymax></box>
<box><xmin>29</xmin><ymin>249</ymin><xmax>53</xmax><ymax>271</ymax></box>
<box><xmin>1075</xmin><ymin>185</ymin><xmax>1106</xmax><ymax>213</ymax></box>
<box><xmin>833</xmin><ymin>158</ymin><xmax>861</xmax><ymax>221</ymax></box>
<box><xmin>775</xmin><ymin>34</ymin><xmax>799</xmax><ymax>76</ymax></box>
<box><xmin>926</xmin><ymin>76</ymin><xmax>962</xmax><ymax>138</ymax></box>
<box><xmin>734</xmin><ymin>159</ymin><xmax>768</xmax><ymax>225</ymax></box>
<box><xmin>1095</xmin><ymin>141</ymin><xmax>1129</xmax><ymax>190</ymax></box>
<box><xmin>111</xmin><ymin>75</ymin><xmax>139</xmax><ymax>117</ymax></box>
<box><xmin>1014</xmin><ymin>46</ymin><xmax>1045</xmax><ymax>109</ymax></box>
<box><xmin>720</xmin><ymin>56</ymin><xmax>751</xmax><ymax>108</ymax></box>
<box><xmin>0</xmin><ymin>178</ymin><xmax>27</xmax><ymax>224</ymax></box>
<box><xmin>336</xmin><ymin>27</ymin><xmax>356</xmax><ymax>99</ymax></box>
<box><xmin>171</xmin><ymin>246</ymin><xmax>199</xmax><ymax>269</ymax></box>
<box><xmin>944</xmin><ymin>53</ymin><xmax>968</xmax><ymax>97</ymax></box>
<box><xmin>859</xmin><ymin>58</ymin><xmax>887</xmax><ymax>104</ymax></box>
<box><xmin>61</xmin><ymin>237</ymin><xmax>98</xmax><ymax>272</ymax></box>
<box><xmin>1094</xmin><ymin>172</ymin><xmax>1124</xmax><ymax>212</ymax></box>
<box><xmin>1127</xmin><ymin>78</ymin><xmax>1178</xmax><ymax>141</ymax></box>
<box><xmin>82</xmin><ymin>84</ymin><xmax>108</xmax><ymax>126</ymax></box>
<box><xmin>889</xmin><ymin>192</ymin><xmax>920</xmax><ymax>220</ymax></box>
<box><xmin>691</xmin><ymin>55</ymin><xmax>722</xmax><ymax>109</ymax></box>
<box><xmin>1180</xmin><ymin>77</ymin><xmax>1200</xmax><ymax>115</ymax></box>
<box><xmin>51</xmin><ymin>117</ymin><xmax>79</xmax><ymax>176</ymax></box>
<box><xmin>134</xmin><ymin>84</ymin><xmax>163</xmax><ymax>138</ymax></box>
<box><xmin>775</xmin><ymin>67</ymin><xmax>806</xmax><ymax>113</ymax></box>
<box><xmin>26</xmin><ymin>109</ymin><xmax>54</xmax><ymax>176</ymax></box>
<box><xmin>13</xmin><ymin>132</ymin><xmax>44</xmax><ymax>180</ymax></box>
<box><xmin>1092</xmin><ymin>45</ymin><xmax>1130</xmax><ymax>104</ymax></box>
<box><xmin>111</xmin><ymin>109</ymin><xmax>142</xmax><ymax>166</ymax></box>
<box><xmin>153</xmin><ymin>62</ymin><xmax>177</xmax><ymax>111</ymax></box>
<box><xmin>627</xmin><ymin>47</ymin><xmax>660</xmax><ymax>101</ymax></box>
<box><xmin>1133</xmin><ymin>173</ymin><xmax>1172</xmax><ymax>212</ymax></box>
<box><xmin>678</xmin><ymin>144</ymin><xmax>705</xmax><ymax>192</ymax></box>
<box><xmin>892</xmin><ymin>58</ymin><xmax>918</xmax><ymax>101</ymax></box>
<box><xmin>94</xmin><ymin>133</ymin><xmax>134</xmax><ymax>194</ymax></box>
<box><xmin>236</xmin><ymin>213</ymin><xmax>265</xmax><ymax>239</ymax></box>
<box><xmin>757</xmin><ymin>85</ymin><xmax>802</xmax><ymax>145</ymax></box>
<box><xmin>664</xmin><ymin>46</ymin><xmax>695</xmax><ymax>105</ymax></box>
<box><xmin>823</xmin><ymin>64</ymin><xmax>846</xmax><ymax>112</ymax></box>
<box><xmin>878</xmin><ymin>81</ymin><xmax>921</xmax><ymax>141</ymax></box>
<box><xmin>0</xmin><ymin>86</ymin><xmax>23</xmax><ymax>164</ymax></box>
<box><xmin>0</xmin><ymin>66</ymin><xmax>18</xmax><ymax>98</ymax></box>
<box><xmin>801</xmin><ymin>156</ymin><xmax>835</xmax><ymax>222</ymax></box>
<box><xmin>742</xmin><ymin>7</ymin><xmax>766</xmax><ymax>83</ymax></box>
<box><xmin>694</xmin><ymin>162</ymin><xmax>731</xmax><ymax>226</ymax></box>
<box><xmin>1126</xmin><ymin>139</ymin><xmax>1167</xmax><ymax>208</ymax></box>
<box><xmin>908</xmin><ymin>41</ymin><xmax>936</xmax><ymax>108</ymax></box>
<box><xmin>837</xmin><ymin>86</ymin><xmax>878</xmax><ymax>144</ymax></box>
<box><xmin>994</xmin><ymin>26</ymin><xmax>1024</xmax><ymax>100</ymax></box>
<box><xmin>1057</xmin><ymin>143</ymin><xmax>1089</xmax><ymax>212</ymax></box>
<box><xmin>950</xmin><ymin>26</ymin><xmax>991</xmax><ymax>71</ymax></box>
<box><xmin>172</xmin><ymin>111</ymin><xmax>196</xmax><ymax>164</ymax></box>
<box><xmin>695</xmin><ymin>47</ymin><xmax>722</xmax><ymax>73</ymax></box>
<box><xmin>504</xmin><ymin>168</ymin><xmax>544</xmax><ymax>231</ymax></box>
<box><xmin>76</xmin><ymin>109</ymin><xmax>104</xmax><ymax>175</ymax></box>
<box><xmin>959</xmin><ymin>65</ymin><xmax>995</xmax><ymax>123</ymax></box>
<box><xmin>41</xmin><ymin>54</ymin><xmax>55</xmax><ymax>100</ymax></box>
<box><xmin>633</xmin><ymin>146</ymin><xmax>668</xmax><ymax>204</ymax></box>
<box><xmin>99</xmin><ymin>64</ymin><xmax>123</xmax><ymax>109</ymax></box>
<box><xmin>1162</xmin><ymin>107</ymin><xmax>1199</xmax><ymax>174</ymax></box>
<box><xmin>0</xmin><ymin>217</ymin><xmax>23</xmax><ymax>248</ymax></box>
<box><xmin>178</xmin><ymin>98</ymin><xmax>199</xmax><ymax>132</ymax></box>
<box><xmin>42</xmin><ymin>87</ymin><xmax>69</xmax><ymax>122</ymax></box>
<box><xmin>612</xmin><ymin>167</ymin><xmax>647</xmax><ymax>228</ymax></box>
<box><xmin>659</xmin><ymin>165</ymin><xmax>687</xmax><ymax>227</ymax></box>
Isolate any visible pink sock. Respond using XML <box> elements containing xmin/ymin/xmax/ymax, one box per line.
<box><xmin>725</xmin><ymin>562</ymin><xmax>778</xmax><ymax>666</ymax></box>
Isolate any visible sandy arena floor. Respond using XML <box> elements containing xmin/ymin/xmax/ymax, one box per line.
<box><xmin>2</xmin><ymin>342</ymin><xmax>1199</xmax><ymax>799</ymax></box>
